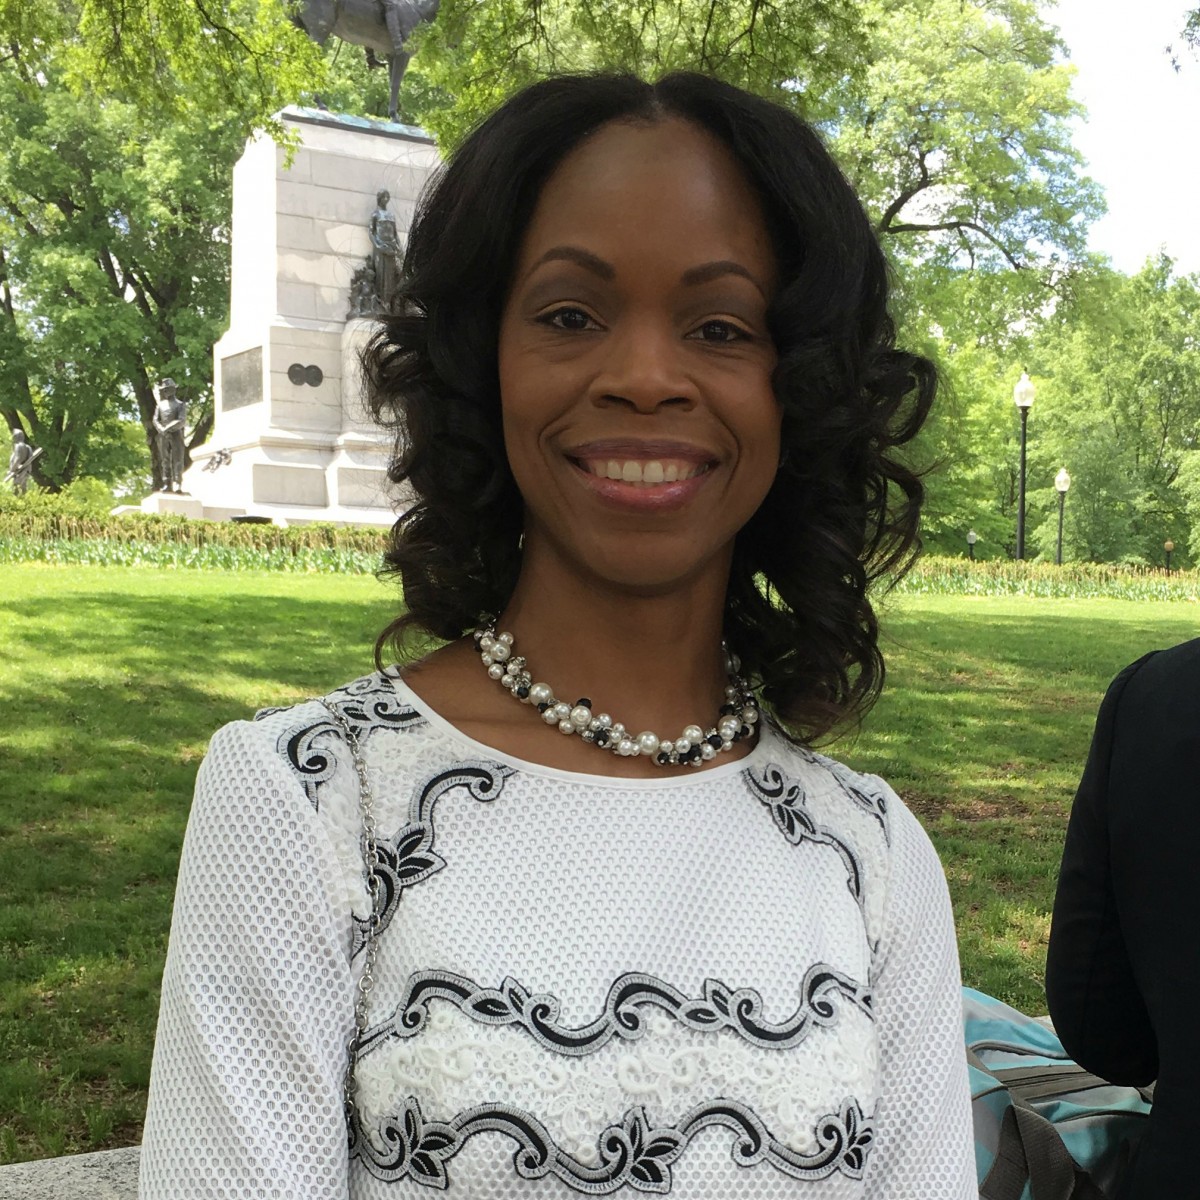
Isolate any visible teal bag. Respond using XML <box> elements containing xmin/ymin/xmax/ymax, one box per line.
<box><xmin>964</xmin><ymin>987</ymin><xmax>1153</xmax><ymax>1200</ymax></box>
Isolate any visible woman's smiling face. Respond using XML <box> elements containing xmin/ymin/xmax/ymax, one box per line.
<box><xmin>498</xmin><ymin>116</ymin><xmax>781</xmax><ymax>594</ymax></box>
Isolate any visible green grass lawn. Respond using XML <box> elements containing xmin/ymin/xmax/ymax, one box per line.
<box><xmin>0</xmin><ymin>564</ymin><xmax>1195</xmax><ymax>1163</ymax></box>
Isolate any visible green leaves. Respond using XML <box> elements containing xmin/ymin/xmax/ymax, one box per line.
<box><xmin>0</xmin><ymin>47</ymin><xmax>244</xmax><ymax>487</ymax></box>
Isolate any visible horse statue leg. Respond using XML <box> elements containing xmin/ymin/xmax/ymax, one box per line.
<box><xmin>386</xmin><ymin>47</ymin><xmax>412</xmax><ymax>121</ymax></box>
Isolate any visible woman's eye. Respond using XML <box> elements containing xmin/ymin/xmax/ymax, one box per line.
<box><xmin>693</xmin><ymin>319</ymin><xmax>749</xmax><ymax>343</ymax></box>
<box><xmin>541</xmin><ymin>307</ymin><xmax>598</xmax><ymax>331</ymax></box>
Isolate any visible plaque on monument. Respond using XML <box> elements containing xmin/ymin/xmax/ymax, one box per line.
<box><xmin>221</xmin><ymin>347</ymin><xmax>263</xmax><ymax>410</ymax></box>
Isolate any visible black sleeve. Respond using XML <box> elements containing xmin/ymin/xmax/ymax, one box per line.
<box><xmin>1045</xmin><ymin>654</ymin><xmax>1158</xmax><ymax>1086</ymax></box>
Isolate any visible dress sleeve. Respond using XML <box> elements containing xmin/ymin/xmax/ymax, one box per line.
<box><xmin>139</xmin><ymin>720</ymin><xmax>357</xmax><ymax>1200</ymax></box>
<box><xmin>1045</xmin><ymin>658</ymin><xmax>1158</xmax><ymax>1085</ymax></box>
<box><xmin>864</xmin><ymin>788</ymin><xmax>978</xmax><ymax>1200</ymax></box>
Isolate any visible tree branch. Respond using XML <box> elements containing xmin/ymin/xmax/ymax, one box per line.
<box><xmin>877</xmin><ymin>146</ymin><xmax>932</xmax><ymax>232</ymax></box>
<box><xmin>884</xmin><ymin>217</ymin><xmax>1026</xmax><ymax>270</ymax></box>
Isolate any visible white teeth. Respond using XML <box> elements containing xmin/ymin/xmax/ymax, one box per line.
<box><xmin>583</xmin><ymin>458</ymin><xmax>708</xmax><ymax>485</ymax></box>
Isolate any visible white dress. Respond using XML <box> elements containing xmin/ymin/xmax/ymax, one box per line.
<box><xmin>139</xmin><ymin>668</ymin><xmax>978</xmax><ymax>1199</ymax></box>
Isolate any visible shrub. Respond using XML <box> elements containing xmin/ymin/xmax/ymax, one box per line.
<box><xmin>897</xmin><ymin>556</ymin><xmax>1199</xmax><ymax>602</ymax></box>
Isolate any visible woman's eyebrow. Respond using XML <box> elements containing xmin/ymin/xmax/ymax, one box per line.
<box><xmin>523</xmin><ymin>245</ymin><xmax>615</xmax><ymax>281</ymax></box>
<box><xmin>680</xmin><ymin>260</ymin><xmax>766</xmax><ymax>299</ymax></box>
<box><xmin>521</xmin><ymin>247</ymin><xmax>766</xmax><ymax>300</ymax></box>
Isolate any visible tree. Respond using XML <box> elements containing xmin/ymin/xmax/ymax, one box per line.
<box><xmin>0</xmin><ymin>47</ymin><xmax>245</xmax><ymax>490</ymax></box>
<box><xmin>0</xmin><ymin>0</ymin><xmax>321</xmax><ymax>132</ymax></box>
<box><xmin>829</xmin><ymin>0</ymin><xmax>1101</xmax><ymax>279</ymax></box>
<box><xmin>1020</xmin><ymin>259</ymin><xmax>1200</xmax><ymax>564</ymax></box>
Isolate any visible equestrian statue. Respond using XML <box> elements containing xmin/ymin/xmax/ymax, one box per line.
<box><xmin>290</xmin><ymin>0</ymin><xmax>441</xmax><ymax>122</ymax></box>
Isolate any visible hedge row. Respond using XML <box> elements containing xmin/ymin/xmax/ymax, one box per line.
<box><xmin>897</xmin><ymin>556</ymin><xmax>1199</xmax><ymax>601</ymax></box>
<box><xmin>0</xmin><ymin>509</ymin><xmax>389</xmax><ymax>553</ymax></box>
<box><xmin>0</xmin><ymin>536</ymin><xmax>382</xmax><ymax>573</ymax></box>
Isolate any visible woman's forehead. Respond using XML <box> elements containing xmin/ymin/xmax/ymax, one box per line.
<box><xmin>515</xmin><ymin>118</ymin><xmax>775</xmax><ymax>279</ymax></box>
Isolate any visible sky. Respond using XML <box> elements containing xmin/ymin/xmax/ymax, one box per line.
<box><xmin>1048</xmin><ymin>0</ymin><xmax>1200</xmax><ymax>275</ymax></box>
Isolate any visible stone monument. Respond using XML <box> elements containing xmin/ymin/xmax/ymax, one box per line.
<box><xmin>154</xmin><ymin>107</ymin><xmax>438</xmax><ymax>525</ymax></box>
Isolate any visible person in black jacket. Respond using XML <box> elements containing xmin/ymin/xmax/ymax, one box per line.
<box><xmin>1046</xmin><ymin>636</ymin><xmax>1200</xmax><ymax>1199</ymax></box>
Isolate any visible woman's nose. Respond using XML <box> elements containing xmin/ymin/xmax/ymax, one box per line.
<box><xmin>591</xmin><ymin>320</ymin><xmax>697</xmax><ymax>413</ymax></box>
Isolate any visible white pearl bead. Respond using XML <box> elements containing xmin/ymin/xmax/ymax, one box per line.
<box><xmin>596</xmin><ymin>713</ymin><xmax>613</xmax><ymax>728</ymax></box>
<box><xmin>487</xmin><ymin>663</ymin><xmax>505</xmax><ymax>680</ymax></box>
<box><xmin>480</xmin><ymin>635</ymin><xmax>495</xmax><ymax>652</ymax></box>
<box><xmin>682</xmin><ymin>724</ymin><xmax>703</xmax><ymax>744</ymax></box>
<box><xmin>675</xmin><ymin>738</ymin><xmax>691</xmax><ymax>753</ymax></box>
<box><xmin>636</xmin><ymin>731</ymin><xmax>660</xmax><ymax>756</ymax></box>
<box><xmin>558</xmin><ymin>720</ymin><xmax>575</xmax><ymax>735</ymax></box>
<box><xmin>721</xmin><ymin>739</ymin><xmax>733</xmax><ymax>750</ymax></box>
<box><xmin>742</xmin><ymin>706</ymin><xmax>759</xmax><ymax>724</ymax></box>
<box><xmin>570</xmin><ymin>705</ymin><xmax>591</xmax><ymax>728</ymax></box>
<box><xmin>481</xmin><ymin>653</ymin><xmax>494</xmax><ymax>666</ymax></box>
<box><xmin>542</xmin><ymin>709</ymin><xmax>560</xmax><ymax>725</ymax></box>
<box><xmin>554</xmin><ymin>702</ymin><xmax>571</xmax><ymax>719</ymax></box>
<box><xmin>618</xmin><ymin>738</ymin><xmax>635</xmax><ymax>756</ymax></box>
<box><xmin>611</xmin><ymin>723</ymin><xmax>626</xmax><ymax>737</ymax></box>
<box><xmin>498</xmin><ymin>631</ymin><xmax>514</xmax><ymax>645</ymax></box>
<box><xmin>718</xmin><ymin>717</ymin><xmax>739</xmax><ymax>738</ymax></box>
<box><xmin>490</xmin><ymin>642</ymin><xmax>510</xmax><ymax>662</ymax></box>
<box><xmin>529</xmin><ymin>682</ymin><xmax>552</xmax><ymax>705</ymax></box>
<box><xmin>701</xmin><ymin>743</ymin><xmax>717</xmax><ymax>761</ymax></box>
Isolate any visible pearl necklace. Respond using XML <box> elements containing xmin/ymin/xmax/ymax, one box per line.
<box><xmin>473</xmin><ymin>625</ymin><xmax>760</xmax><ymax>768</ymax></box>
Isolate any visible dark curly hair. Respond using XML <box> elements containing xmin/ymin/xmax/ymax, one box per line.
<box><xmin>364</xmin><ymin>71</ymin><xmax>935</xmax><ymax>743</ymax></box>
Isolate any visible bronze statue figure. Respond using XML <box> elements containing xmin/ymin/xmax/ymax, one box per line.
<box><xmin>152</xmin><ymin>379</ymin><xmax>188</xmax><ymax>493</ymax></box>
<box><xmin>4</xmin><ymin>428</ymin><xmax>40</xmax><ymax>495</ymax></box>
<box><xmin>369</xmin><ymin>189</ymin><xmax>402</xmax><ymax>311</ymax></box>
<box><xmin>290</xmin><ymin>0</ymin><xmax>441</xmax><ymax>122</ymax></box>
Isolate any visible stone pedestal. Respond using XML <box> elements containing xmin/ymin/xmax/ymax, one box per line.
<box><xmin>180</xmin><ymin>108</ymin><xmax>438</xmax><ymax>526</ymax></box>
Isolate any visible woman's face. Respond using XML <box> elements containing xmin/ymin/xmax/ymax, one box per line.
<box><xmin>498</xmin><ymin>117</ymin><xmax>781</xmax><ymax>594</ymax></box>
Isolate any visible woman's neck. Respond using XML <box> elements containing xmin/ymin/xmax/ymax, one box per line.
<box><xmin>494</xmin><ymin>548</ymin><xmax>733</xmax><ymax>738</ymax></box>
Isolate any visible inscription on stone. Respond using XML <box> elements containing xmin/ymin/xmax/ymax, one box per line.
<box><xmin>221</xmin><ymin>347</ymin><xmax>263</xmax><ymax>411</ymax></box>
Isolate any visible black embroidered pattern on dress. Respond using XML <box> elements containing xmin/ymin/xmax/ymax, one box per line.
<box><xmin>350</xmin><ymin>760</ymin><xmax>512</xmax><ymax>958</ymax></box>
<box><xmin>350</xmin><ymin>1095</ymin><xmax>873</xmax><ymax>1191</ymax></box>
<box><xmin>359</xmin><ymin>962</ymin><xmax>872</xmax><ymax>1056</ymax></box>
<box><xmin>743</xmin><ymin>764</ymin><xmax>870</xmax><ymax>906</ymax></box>
<box><xmin>255</xmin><ymin>672</ymin><xmax>426</xmax><ymax>811</ymax></box>
<box><xmin>327</xmin><ymin>671</ymin><xmax>429</xmax><ymax>739</ymax></box>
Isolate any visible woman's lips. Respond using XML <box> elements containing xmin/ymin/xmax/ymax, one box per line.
<box><xmin>577</xmin><ymin>457</ymin><xmax>710</xmax><ymax>484</ymax></box>
<box><xmin>566</xmin><ymin>455</ymin><xmax>715</xmax><ymax>511</ymax></box>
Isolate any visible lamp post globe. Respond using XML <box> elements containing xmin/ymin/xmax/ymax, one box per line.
<box><xmin>1013</xmin><ymin>373</ymin><xmax>1035</xmax><ymax>559</ymax></box>
<box><xmin>1054</xmin><ymin>468</ymin><xmax>1070</xmax><ymax>566</ymax></box>
<box><xmin>967</xmin><ymin>529</ymin><xmax>978</xmax><ymax>562</ymax></box>
<box><xmin>1165</xmin><ymin>539</ymin><xmax>1175</xmax><ymax>573</ymax></box>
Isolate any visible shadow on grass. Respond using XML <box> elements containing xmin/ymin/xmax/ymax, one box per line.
<box><xmin>857</xmin><ymin>606</ymin><xmax>1198</xmax><ymax>809</ymax></box>
<box><xmin>0</xmin><ymin>583</ymin><xmax>398</xmax><ymax>1162</ymax></box>
<box><xmin>848</xmin><ymin>604</ymin><xmax>1198</xmax><ymax>1012</ymax></box>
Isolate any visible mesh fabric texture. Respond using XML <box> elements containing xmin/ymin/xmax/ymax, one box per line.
<box><xmin>140</xmin><ymin>670</ymin><xmax>976</xmax><ymax>1199</ymax></box>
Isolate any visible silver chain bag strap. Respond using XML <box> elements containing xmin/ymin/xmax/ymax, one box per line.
<box><xmin>314</xmin><ymin>698</ymin><xmax>382</xmax><ymax>1128</ymax></box>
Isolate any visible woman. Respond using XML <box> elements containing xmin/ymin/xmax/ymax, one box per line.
<box><xmin>1047</xmin><ymin>638</ymin><xmax>1200</xmax><ymax>1198</ymax></box>
<box><xmin>140</xmin><ymin>73</ymin><xmax>975</xmax><ymax>1198</ymax></box>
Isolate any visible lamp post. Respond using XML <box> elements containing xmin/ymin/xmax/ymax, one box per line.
<box><xmin>967</xmin><ymin>529</ymin><xmax>977</xmax><ymax>561</ymax></box>
<box><xmin>1054</xmin><ymin>468</ymin><xmax>1070</xmax><ymax>565</ymax></box>
<box><xmin>1013</xmin><ymin>372</ymin><xmax>1036</xmax><ymax>559</ymax></box>
<box><xmin>1165</xmin><ymin>539</ymin><xmax>1175</xmax><ymax>573</ymax></box>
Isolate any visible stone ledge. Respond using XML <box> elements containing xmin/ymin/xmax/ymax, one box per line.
<box><xmin>0</xmin><ymin>1146</ymin><xmax>140</xmax><ymax>1199</ymax></box>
